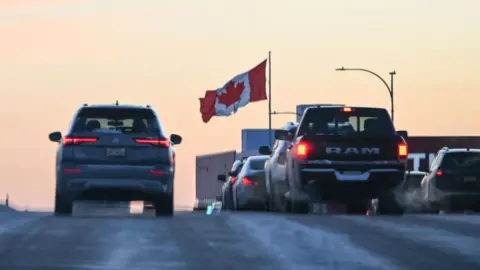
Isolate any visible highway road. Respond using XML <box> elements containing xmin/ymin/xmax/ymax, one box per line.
<box><xmin>0</xmin><ymin>210</ymin><xmax>480</xmax><ymax>270</ymax></box>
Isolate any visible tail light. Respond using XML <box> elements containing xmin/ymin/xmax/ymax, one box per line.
<box><xmin>436</xmin><ymin>170</ymin><xmax>443</xmax><ymax>176</ymax></box>
<box><xmin>63</xmin><ymin>168</ymin><xmax>80</xmax><ymax>174</ymax></box>
<box><xmin>231</xmin><ymin>177</ymin><xmax>237</xmax><ymax>184</ymax></box>
<box><xmin>398</xmin><ymin>142</ymin><xmax>408</xmax><ymax>159</ymax></box>
<box><xmin>242</xmin><ymin>177</ymin><xmax>258</xmax><ymax>186</ymax></box>
<box><xmin>135</xmin><ymin>138</ymin><xmax>170</xmax><ymax>147</ymax></box>
<box><xmin>150</xmin><ymin>169</ymin><xmax>166</xmax><ymax>175</ymax></box>
<box><xmin>62</xmin><ymin>137</ymin><xmax>97</xmax><ymax>145</ymax></box>
<box><xmin>294</xmin><ymin>141</ymin><xmax>310</xmax><ymax>158</ymax></box>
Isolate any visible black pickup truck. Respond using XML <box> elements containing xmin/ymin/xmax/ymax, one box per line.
<box><xmin>276</xmin><ymin>105</ymin><xmax>408</xmax><ymax>215</ymax></box>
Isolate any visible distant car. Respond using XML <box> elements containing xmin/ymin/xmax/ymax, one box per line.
<box><xmin>217</xmin><ymin>159</ymin><xmax>245</xmax><ymax>210</ymax></box>
<box><xmin>48</xmin><ymin>103</ymin><xmax>182</xmax><ymax>217</ymax></box>
<box><xmin>259</xmin><ymin>122</ymin><xmax>298</xmax><ymax>212</ymax></box>
<box><xmin>232</xmin><ymin>156</ymin><xmax>269</xmax><ymax>211</ymax></box>
<box><xmin>397</xmin><ymin>170</ymin><xmax>427</xmax><ymax>212</ymax></box>
<box><xmin>421</xmin><ymin>147</ymin><xmax>480</xmax><ymax>213</ymax></box>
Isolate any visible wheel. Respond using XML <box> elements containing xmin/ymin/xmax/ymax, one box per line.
<box><xmin>232</xmin><ymin>190</ymin><xmax>239</xmax><ymax>211</ymax></box>
<box><xmin>266</xmin><ymin>185</ymin><xmax>276</xmax><ymax>212</ymax></box>
<box><xmin>376</xmin><ymin>195</ymin><xmax>404</xmax><ymax>215</ymax></box>
<box><xmin>286</xmin><ymin>197</ymin><xmax>308</xmax><ymax>214</ymax></box>
<box><xmin>54</xmin><ymin>194</ymin><xmax>73</xmax><ymax>216</ymax></box>
<box><xmin>346</xmin><ymin>201</ymin><xmax>367</xmax><ymax>214</ymax></box>
<box><xmin>471</xmin><ymin>203</ymin><xmax>480</xmax><ymax>213</ymax></box>
<box><xmin>143</xmin><ymin>202</ymin><xmax>155</xmax><ymax>212</ymax></box>
<box><xmin>227</xmin><ymin>191</ymin><xmax>235</xmax><ymax>211</ymax></box>
<box><xmin>292</xmin><ymin>202</ymin><xmax>309</xmax><ymax>214</ymax></box>
<box><xmin>154</xmin><ymin>194</ymin><xmax>174</xmax><ymax>217</ymax></box>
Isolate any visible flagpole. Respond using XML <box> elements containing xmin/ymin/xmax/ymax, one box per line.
<box><xmin>268</xmin><ymin>51</ymin><xmax>272</xmax><ymax>148</ymax></box>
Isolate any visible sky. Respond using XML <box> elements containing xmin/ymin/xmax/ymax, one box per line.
<box><xmin>0</xmin><ymin>0</ymin><xmax>479</xmax><ymax>210</ymax></box>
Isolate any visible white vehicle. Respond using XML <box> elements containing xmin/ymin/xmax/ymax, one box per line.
<box><xmin>259</xmin><ymin>122</ymin><xmax>298</xmax><ymax>212</ymax></box>
<box><xmin>232</xmin><ymin>155</ymin><xmax>269</xmax><ymax>211</ymax></box>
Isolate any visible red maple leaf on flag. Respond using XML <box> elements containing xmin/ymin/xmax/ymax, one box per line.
<box><xmin>217</xmin><ymin>81</ymin><xmax>245</xmax><ymax>107</ymax></box>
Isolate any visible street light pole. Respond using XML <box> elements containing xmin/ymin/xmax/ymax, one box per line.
<box><xmin>389</xmin><ymin>71</ymin><xmax>395</xmax><ymax>123</ymax></box>
<box><xmin>335</xmin><ymin>67</ymin><xmax>396</xmax><ymax>123</ymax></box>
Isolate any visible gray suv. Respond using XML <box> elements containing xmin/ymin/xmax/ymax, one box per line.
<box><xmin>48</xmin><ymin>103</ymin><xmax>182</xmax><ymax>217</ymax></box>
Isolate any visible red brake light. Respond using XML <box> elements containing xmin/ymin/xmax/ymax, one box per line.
<box><xmin>242</xmin><ymin>177</ymin><xmax>258</xmax><ymax>185</ymax></box>
<box><xmin>150</xmin><ymin>169</ymin><xmax>166</xmax><ymax>175</ymax></box>
<box><xmin>231</xmin><ymin>177</ymin><xmax>237</xmax><ymax>184</ymax></box>
<box><xmin>436</xmin><ymin>170</ymin><xmax>443</xmax><ymax>176</ymax></box>
<box><xmin>62</xmin><ymin>137</ymin><xmax>97</xmax><ymax>145</ymax></box>
<box><xmin>135</xmin><ymin>138</ymin><xmax>170</xmax><ymax>147</ymax></box>
<box><xmin>342</xmin><ymin>107</ymin><xmax>352</xmax><ymax>112</ymax></box>
<box><xmin>294</xmin><ymin>142</ymin><xmax>309</xmax><ymax>158</ymax></box>
<box><xmin>398</xmin><ymin>142</ymin><xmax>408</xmax><ymax>159</ymax></box>
<box><xmin>63</xmin><ymin>168</ymin><xmax>80</xmax><ymax>174</ymax></box>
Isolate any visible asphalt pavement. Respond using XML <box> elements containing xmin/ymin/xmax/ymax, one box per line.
<box><xmin>0</xmin><ymin>210</ymin><xmax>479</xmax><ymax>270</ymax></box>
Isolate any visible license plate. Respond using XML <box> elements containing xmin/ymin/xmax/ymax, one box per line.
<box><xmin>464</xmin><ymin>176</ymin><xmax>476</xmax><ymax>182</ymax></box>
<box><xmin>106</xmin><ymin>148</ymin><xmax>126</xmax><ymax>157</ymax></box>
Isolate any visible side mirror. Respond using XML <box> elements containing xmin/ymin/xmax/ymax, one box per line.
<box><xmin>49</xmin><ymin>131</ymin><xmax>62</xmax><ymax>142</ymax></box>
<box><xmin>397</xmin><ymin>130</ymin><xmax>408</xmax><ymax>139</ymax></box>
<box><xmin>217</xmin><ymin>174</ymin><xmax>226</xmax><ymax>182</ymax></box>
<box><xmin>170</xmin><ymin>134</ymin><xmax>182</xmax><ymax>145</ymax></box>
<box><xmin>258</xmin><ymin>145</ymin><xmax>272</xmax><ymax>155</ymax></box>
<box><xmin>274</xmin><ymin>130</ymin><xmax>292</xmax><ymax>141</ymax></box>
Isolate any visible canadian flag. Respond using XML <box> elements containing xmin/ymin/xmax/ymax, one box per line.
<box><xmin>199</xmin><ymin>60</ymin><xmax>267</xmax><ymax>123</ymax></box>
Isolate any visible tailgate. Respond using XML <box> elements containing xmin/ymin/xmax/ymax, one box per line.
<box><xmin>305</xmin><ymin>135</ymin><xmax>400</xmax><ymax>161</ymax></box>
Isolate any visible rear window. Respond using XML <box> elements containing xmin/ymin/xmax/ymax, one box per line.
<box><xmin>297</xmin><ymin>107</ymin><xmax>394</xmax><ymax>136</ymax></box>
<box><xmin>249</xmin><ymin>158</ymin><xmax>267</xmax><ymax>170</ymax></box>
<box><xmin>440</xmin><ymin>152</ymin><xmax>480</xmax><ymax>172</ymax></box>
<box><xmin>71</xmin><ymin>108</ymin><xmax>163</xmax><ymax>135</ymax></box>
<box><xmin>231</xmin><ymin>162</ymin><xmax>244</xmax><ymax>175</ymax></box>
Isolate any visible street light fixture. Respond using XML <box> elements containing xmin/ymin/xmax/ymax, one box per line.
<box><xmin>335</xmin><ymin>67</ymin><xmax>396</xmax><ymax>123</ymax></box>
<box><xmin>270</xmin><ymin>111</ymin><xmax>302</xmax><ymax>116</ymax></box>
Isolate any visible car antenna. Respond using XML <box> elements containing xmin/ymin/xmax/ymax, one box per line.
<box><xmin>115</xmin><ymin>100</ymin><xmax>119</xmax><ymax>106</ymax></box>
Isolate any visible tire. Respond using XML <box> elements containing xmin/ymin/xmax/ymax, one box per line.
<box><xmin>154</xmin><ymin>194</ymin><xmax>174</xmax><ymax>217</ymax></box>
<box><xmin>266</xmin><ymin>186</ymin><xmax>276</xmax><ymax>212</ymax></box>
<box><xmin>346</xmin><ymin>201</ymin><xmax>367</xmax><ymax>215</ymax></box>
<box><xmin>471</xmin><ymin>201</ymin><xmax>480</xmax><ymax>213</ymax></box>
<box><xmin>143</xmin><ymin>202</ymin><xmax>155</xmax><ymax>212</ymax></box>
<box><xmin>287</xmin><ymin>199</ymin><xmax>308</xmax><ymax>214</ymax></box>
<box><xmin>377</xmin><ymin>195</ymin><xmax>404</xmax><ymax>215</ymax></box>
<box><xmin>54</xmin><ymin>194</ymin><xmax>73</xmax><ymax>216</ymax></box>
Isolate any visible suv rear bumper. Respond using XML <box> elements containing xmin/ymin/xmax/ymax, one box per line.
<box><xmin>58</xmin><ymin>176</ymin><xmax>173</xmax><ymax>202</ymax></box>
